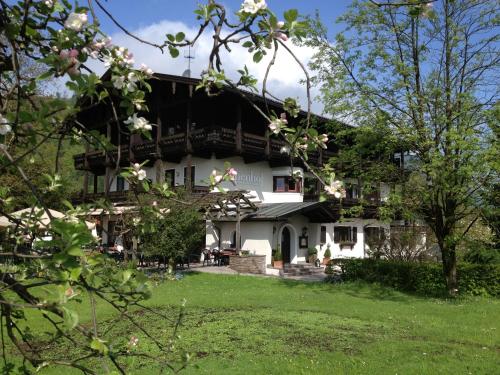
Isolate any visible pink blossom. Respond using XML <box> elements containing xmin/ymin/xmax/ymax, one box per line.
<box><xmin>275</xmin><ymin>32</ymin><xmax>288</xmax><ymax>42</ymax></box>
<box><xmin>227</xmin><ymin>168</ymin><xmax>238</xmax><ymax>181</ymax></box>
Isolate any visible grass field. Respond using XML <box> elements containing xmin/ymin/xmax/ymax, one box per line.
<box><xmin>5</xmin><ymin>272</ymin><xmax>500</xmax><ymax>374</ymax></box>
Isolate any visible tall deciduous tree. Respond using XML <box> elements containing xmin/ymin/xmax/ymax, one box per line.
<box><xmin>306</xmin><ymin>0</ymin><xmax>499</xmax><ymax>294</ymax></box>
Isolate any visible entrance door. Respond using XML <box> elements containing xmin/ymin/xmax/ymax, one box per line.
<box><xmin>281</xmin><ymin>227</ymin><xmax>291</xmax><ymax>264</ymax></box>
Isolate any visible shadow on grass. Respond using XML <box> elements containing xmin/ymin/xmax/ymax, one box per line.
<box><xmin>276</xmin><ymin>277</ymin><xmax>417</xmax><ymax>303</ymax></box>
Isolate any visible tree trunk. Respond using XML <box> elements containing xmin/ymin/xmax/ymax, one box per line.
<box><xmin>440</xmin><ymin>240</ymin><xmax>458</xmax><ymax>296</ymax></box>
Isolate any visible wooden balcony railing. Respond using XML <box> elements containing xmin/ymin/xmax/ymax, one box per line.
<box><xmin>74</xmin><ymin>126</ymin><xmax>337</xmax><ymax>170</ymax></box>
<box><xmin>74</xmin><ymin>185</ymin><xmax>211</xmax><ymax>204</ymax></box>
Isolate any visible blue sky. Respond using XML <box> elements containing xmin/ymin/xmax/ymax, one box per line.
<box><xmin>85</xmin><ymin>1</ymin><xmax>354</xmax><ymax>114</ymax></box>
<box><xmin>95</xmin><ymin>1</ymin><xmax>351</xmax><ymax>37</ymax></box>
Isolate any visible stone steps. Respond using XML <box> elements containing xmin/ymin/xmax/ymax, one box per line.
<box><xmin>282</xmin><ymin>263</ymin><xmax>325</xmax><ymax>276</ymax></box>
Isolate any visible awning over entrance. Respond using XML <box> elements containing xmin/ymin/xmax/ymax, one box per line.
<box><xmin>211</xmin><ymin>202</ymin><xmax>341</xmax><ymax>223</ymax></box>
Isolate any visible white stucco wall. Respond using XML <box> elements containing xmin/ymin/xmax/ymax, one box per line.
<box><xmin>314</xmin><ymin>219</ymin><xmax>371</xmax><ymax>261</ymax></box>
<box><xmin>109</xmin><ymin>155</ymin><xmax>304</xmax><ymax>204</ymax></box>
<box><xmin>206</xmin><ymin>221</ymin><xmax>274</xmax><ymax>265</ymax></box>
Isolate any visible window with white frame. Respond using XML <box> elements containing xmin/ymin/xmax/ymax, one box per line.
<box><xmin>333</xmin><ymin>226</ymin><xmax>357</xmax><ymax>244</ymax></box>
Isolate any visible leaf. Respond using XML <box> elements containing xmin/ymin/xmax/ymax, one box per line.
<box><xmin>62</xmin><ymin>307</ymin><xmax>79</xmax><ymax>330</ymax></box>
<box><xmin>284</xmin><ymin>9</ymin><xmax>298</xmax><ymax>23</ymax></box>
<box><xmin>242</xmin><ymin>41</ymin><xmax>253</xmax><ymax>48</ymax></box>
<box><xmin>166</xmin><ymin>33</ymin><xmax>175</xmax><ymax>42</ymax></box>
<box><xmin>175</xmin><ymin>32</ymin><xmax>185</xmax><ymax>42</ymax></box>
<box><xmin>169</xmin><ymin>46</ymin><xmax>180</xmax><ymax>58</ymax></box>
<box><xmin>67</xmin><ymin>246</ymin><xmax>84</xmax><ymax>257</ymax></box>
<box><xmin>90</xmin><ymin>337</ymin><xmax>109</xmax><ymax>355</ymax></box>
<box><xmin>253</xmin><ymin>51</ymin><xmax>263</xmax><ymax>63</ymax></box>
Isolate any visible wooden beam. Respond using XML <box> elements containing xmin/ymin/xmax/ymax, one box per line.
<box><xmin>235</xmin><ymin>201</ymin><xmax>241</xmax><ymax>254</ymax></box>
<box><xmin>236</xmin><ymin>103</ymin><xmax>242</xmax><ymax>153</ymax></box>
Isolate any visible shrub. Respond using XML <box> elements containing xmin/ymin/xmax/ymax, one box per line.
<box><xmin>326</xmin><ymin>258</ymin><xmax>500</xmax><ymax>297</ymax></box>
<box><xmin>463</xmin><ymin>247</ymin><xmax>500</xmax><ymax>264</ymax></box>
<box><xmin>273</xmin><ymin>247</ymin><xmax>282</xmax><ymax>261</ymax></box>
<box><xmin>324</xmin><ymin>246</ymin><xmax>331</xmax><ymax>258</ymax></box>
<box><xmin>308</xmin><ymin>247</ymin><xmax>317</xmax><ymax>256</ymax></box>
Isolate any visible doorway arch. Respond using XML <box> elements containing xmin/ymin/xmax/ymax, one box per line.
<box><xmin>279</xmin><ymin>224</ymin><xmax>297</xmax><ymax>264</ymax></box>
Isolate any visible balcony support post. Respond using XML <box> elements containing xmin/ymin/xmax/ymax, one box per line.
<box><xmin>236</xmin><ymin>104</ymin><xmax>242</xmax><ymax>153</ymax></box>
<box><xmin>185</xmin><ymin>100</ymin><xmax>192</xmax><ymax>193</ymax></box>
<box><xmin>264</xmin><ymin>129</ymin><xmax>270</xmax><ymax>158</ymax></box>
<box><xmin>155</xmin><ymin>98</ymin><xmax>163</xmax><ymax>183</ymax></box>
<box><xmin>104</xmin><ymin>121</ymin><xmax>112</xmax><ymax>197</ymax></box>
<box><xmin>82</xmin><ymin>142</ymin><xmax>90</xmax><ymax>200</ymax></box>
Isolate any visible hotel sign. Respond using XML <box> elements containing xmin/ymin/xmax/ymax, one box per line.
<box><xmin>235</xmin><ymin>170</ymin><xmax>263</xmax><ymax>186</ymax></box>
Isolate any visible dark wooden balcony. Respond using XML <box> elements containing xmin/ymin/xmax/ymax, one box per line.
<box><xmin>132</xmin><ymin>142</ymin><xmax>157</xmax><ymax>160</ymax></box>
<box><xmin>73</xmin><ymin>185</ymin><xmax>211</xmax><ymax>204</ymax></box>
<box><xmin>74</xmin><ymin>126</ymin><xmax>337</xmax><ymax>171</ymax></box>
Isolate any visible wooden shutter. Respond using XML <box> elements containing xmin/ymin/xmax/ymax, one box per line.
<box><xmin>352</xmin><ymin>227</ymin><xmax>357</xmax><ymax>243</ymax></box>
<box><xmin>333</xmin><ymin>227</ymin><xmax>340</xmax><ymax>243</ymax></box>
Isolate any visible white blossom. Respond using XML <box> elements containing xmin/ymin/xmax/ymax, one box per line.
<box><xmin>268</xmin><ymin>118</ymin><xmax>287</xmax><ymax>134</ymax></box>
<box><xmin>112</xmin><ymin>75</ymin><xmax>125</xmax><ymax>89</ymax></box>
<box><xmin>324</xmin><ymin>179</ymin><xmax>346</xmax><ymax>199</ymax></box>
<box><xmin>64</xmin><ymin>12</ymin><xmax>88</xmax><ymax>32</ymax></box>
<box><xmin>140</xmin><ymin>63</ymin><xmax>154</xmax><ymax>77</ymax></box>
<box><xmin>126</xmin><ymin>81</ymin><xmax>137</xmax><ymax>92</ymax></box>
<box><xmin>211</xmin><ymin>169</ymin><xmax>223</xmax><ymax>183</ymax></box>
<box><xmin>0</xmin><ymin>114</ymin><xmax>11</xmax><ymax>135</ymax></box>
<box><xmin>103</xmin><ymin>55</ymin><xmax>114</xmax><ymax>67</ymax></box>
<box><xmin>127</xmin><ymin>72</ymin><xmax>138</xmax><ymax>83</ymax></box>
<box><xmin>240</xmin><ymin>0</ymin><xmax>267</xmax><ymax>14</ymax></box>
<box><xmin>124</xmin><ymin>114</ymin><xmax>152</xmax><ymax>131</ymax></box>
<box><xmin>131</xmin><ymin>163</ymin><xmax>147</xmax><ymax>181</ymax></box>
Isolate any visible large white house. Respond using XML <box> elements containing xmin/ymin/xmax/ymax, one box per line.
<box><xmin>74</xmin><ymin>72</ymin><xmax>395</xmax><ymax>267</ymax></box>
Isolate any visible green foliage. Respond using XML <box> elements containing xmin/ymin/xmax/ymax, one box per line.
<box><xmin>324</xmin><ymin>246</ymin><xmax>331</xmax><ymax>258</ymax></box>
<box><xmin>327</xmin><ymin>258</ymin><xmax>500</xmax><ymax>297</ymax></box>
<box><xmin>140</xmin><ymin>203</ymin><xmax>204</xmax><ymax>261</ymax></box>
<box><xmin>305</xmin><ymin>0</ymin><xmax>500</xmax><ymax>293</ymax></box>
<box><xmin>273</xmin><ymin>247</ymin><xmax>282</xmax><ymax>261</ymax></box>
<box><xmin>463</xmin><ymin>247</ymin><xmax>500</xmax><ymax>265</ymax></box>
<box><xmin>307</xmin><ymin>247</ymin><xmax>317</xmax><ymax>256</ymax></box>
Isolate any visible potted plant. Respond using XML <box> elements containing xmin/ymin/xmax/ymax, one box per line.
<box><xmin>323</xmin><ymin>244</ymin><xmax>331</xmax><ymax>265</ymax></box>
<box><xmin>307</xmin><ymin>247</ymin><xmax>317</xmax><ymax>263</ymax></box>
<box><xmin>272</xmin><ymin>247</ymin><xmax>283</xmax><ymax>269</ymax></box>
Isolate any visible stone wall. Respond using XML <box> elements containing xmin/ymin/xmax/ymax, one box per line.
<box><xmin>229</xmin><ymin>255</ymin><xmax>266</xmax><ymax>274</ymax></box>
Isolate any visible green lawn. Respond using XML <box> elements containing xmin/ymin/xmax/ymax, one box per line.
<box><xmin>6</xmin><ymin>272</ymin><xmax>500</xmax><ymax>374</ymax></box>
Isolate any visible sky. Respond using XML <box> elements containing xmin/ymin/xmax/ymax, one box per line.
<box><xmin>85</xmin><ymin>0</ymin><xmax>354</xmax><ymax>114</ymax></box>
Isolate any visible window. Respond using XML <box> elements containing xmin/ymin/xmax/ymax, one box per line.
<box><xmin>345</xmin><ymin>183</ymin><xmax>360</xmax><ymax>199</ymax></box>
<box><xmin>365</xmin><ymin>227</ymin><xmax>385</xmax><ymax>241</ymax></box>
<box><xmin>333</xmin><ymin>226</ymin><xmax>357</xmax><ymax>244</ymax></box>
<box><xmin>273</xmin><ymin>176</ymin><xmax>301</xmax><ymax>192</ymax></box>
<box><xmin>165</xmin><ymin>169</ymin><xmax>175</xmax><ymax>187</ymax></box>
<box><xmin>320</xmin><ymin>226</ymin><xmax>327</xmax><ymax>244</ymax></box>
<box><xmin>116</xmin><ymin>175</ymin><xmax>125</xmax><ymax>192</ymax></box>
<box><xmin>96</xmin><ymin>175</ymin><xmax>105</xmax><ymax>193</ymax></box>
<box><xmin>183</xmin><ymin>166</ymin><xmax>195</xmax><ymax>188</ymax></box>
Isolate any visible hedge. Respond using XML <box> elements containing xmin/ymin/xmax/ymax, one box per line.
<box><xmin>326</xmin><ymin>258</ymin><xmax>500</xmax><ymax>297</ymax></box>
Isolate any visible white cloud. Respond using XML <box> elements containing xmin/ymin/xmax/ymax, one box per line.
<box><xmin>89</xmin><ymin>20</ymin><xmax>324</xmax><ymax>115</ymax></box>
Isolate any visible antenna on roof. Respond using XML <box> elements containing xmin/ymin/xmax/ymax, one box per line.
<box><xmin>182</xmin><ymin>45</ymin><xmax>195</xmax><ymax>78</ymax></box>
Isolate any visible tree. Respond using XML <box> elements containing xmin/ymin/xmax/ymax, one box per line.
<box><xmin>306</xmin><ymin>0</ymin><xmax>499</xmax><ymax>294</ymax></box>
<box><xmin>0</xmin><ymin>1</ymin><xmax>330</xmax><ymax>372</ymax></box>
<box><xmin>138</xmin><ymin>199</ymin><xmax>205</xmax><ymax>269</ymax></box>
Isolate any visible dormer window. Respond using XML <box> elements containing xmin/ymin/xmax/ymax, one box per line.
<box><xmin>273</xmin><ymin>176</ymin><xmax>302</xmax><ymax>193</ymax></box>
